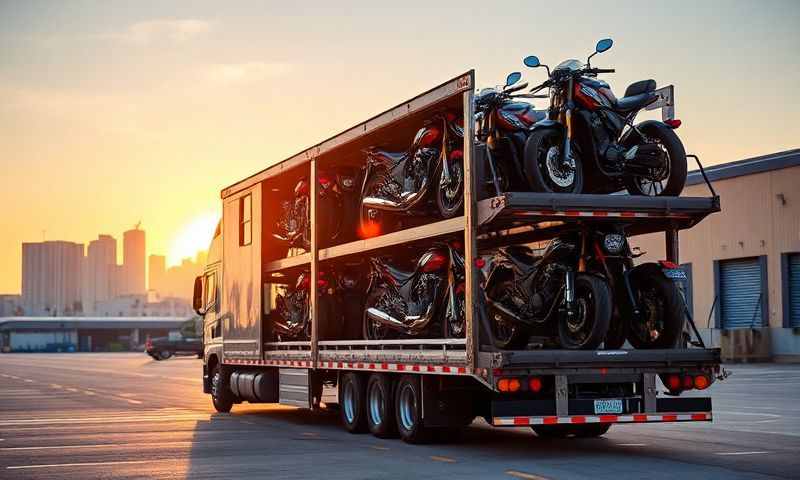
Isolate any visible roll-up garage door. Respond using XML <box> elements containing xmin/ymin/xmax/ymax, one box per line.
<box><xmin>719</xmin><ymin>258</ymin><xmax>763</xmax><ymax>329</ymax></box>
<box><xmin>789</xmin><ymin>254</ymin><xmax>800</xmax><ymax>327</ymax></box>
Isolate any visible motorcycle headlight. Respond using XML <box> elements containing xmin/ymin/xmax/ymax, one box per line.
<box><xmin>603</xmin><ymin>234</ymin><xmax>625</xmax><ymax>254</ymax></box>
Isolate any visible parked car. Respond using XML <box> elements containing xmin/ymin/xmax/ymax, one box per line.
<box><xmin>146</xmin><ymin>334</ymin><xmax>203</xmax><ymax>360</ymax></box>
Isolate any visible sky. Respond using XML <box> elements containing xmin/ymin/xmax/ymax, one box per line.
<box><xmin>1</xmin><ymin>0</ymin><xmax>798</xmax><ymax>294</ymax></box>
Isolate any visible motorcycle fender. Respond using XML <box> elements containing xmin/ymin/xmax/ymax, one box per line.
<box><xmin>619</xmin><ymin>120</ymin><xmax>670</xmax><ymax>147</ymax></box>
<box><xmin>529</xmin><ymin>119</ymin><xmax>565</xmax><ymax>136</ymax></box>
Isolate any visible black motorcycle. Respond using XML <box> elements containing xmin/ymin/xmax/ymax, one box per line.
<box><xmin>272</xmin><ymin>265</ymin><xmax>362</xmax><ymax>341</ymax></box>
<box><xmin>522</xmin><ymin>38</ymin><xmax>687</xmax><ymax>196</ymax></box>
<box><xmin>482</xmin><ymin>242</ymin><xmax>611</xmax><ymax>350</ymax></box>
<box><xmin>274</xmin><ymin>168</ymin><xmax>358</xmax><ymax>251</ymax></box>
<box><xmin>573</xmin><ymin>225</ymin><xmax>686</xmax><ymax>349</ymax></box>
<box><xmin>359</xmin><ymin>113</ymin><xmax>464</xmax><ymax>237</ymax></box>
<box><xmin>475</xmin><ymin>72</ymin><xmax>547</xmax><ymax>195</ymax></box>
<box><xmin>362</xmin><ymin>242</ymin><xmax>465</xmax><ymax>339</ymax></box>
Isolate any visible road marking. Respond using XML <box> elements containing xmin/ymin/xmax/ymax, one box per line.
<box><xmin>714</xmin><ymin>451</ymin><xmax>769</xmax><ymax>456</ymax></box>
<box><xmin>50</xmin><ymin>384</ymin><xmax>62</xmax><ymax>389</ymax></box>
<box><xmin>430</xmin><ymin>455</ymin><xmax>456</xmax><ymax>463</ymax></box>
<box><xmin>0</xmin><ymin>413</ymin><xmax>211</xmax><ymax>426</ymax></box>
<box><xmin>23</xmin><ymin>379</ymin><xmax>34</xmax><ymax>383</ymax></box>
<box><xmin>371</xmin><ymin>445</ymin><xmax>389</xmax><ymax>451</ymax></box>
<box><xmin>7</xmin><ymin>459</ymin><xmax>151</xmax><ymax>470</ymax></box>
<box><xmin>66</xmin><ymin>388</ymin><xmax>78</xmax><ymax>393</ymax></box>
<box><xmin>301</xmin><ymin>432</ymin><xmax>319</xmax><ymax>437</ymax></box>
<box><xmin>126</xmin><ymin>399</ymin><xmax>143</xmax><ymax>405</ymax></box>
<box><xmin>84</xmin><ymin>391</ymin><xmax>95</xmax><ymax>395</ymax></box>
<box><xmin>617</xmin><ymin>443</ymin><xmax>648</xmax><ymax>447</ymax></box>
<box><xmin>506</xmin><ymin>470</ymin><xmax>550</xmax><ymax>480</ymax></box>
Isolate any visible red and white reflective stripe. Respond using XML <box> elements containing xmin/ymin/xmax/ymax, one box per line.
<box><xmin>319</xmin><ymin>361</ymin><xmax>468</xmax><ymax>375</ymax></box>
<box><xmin>224</xmin><ymin>358</ymin><xmax>312</xmax><ymax>368</ymax></box>
<box><xmin>521</xmin><ymin>210</ymin><xmax>689</xmax><ymax>219</ymax></box>
<box><xmin>492</xmin><ymin>412</ymin><xmax>712</xmax><ymax>426</ymax></box>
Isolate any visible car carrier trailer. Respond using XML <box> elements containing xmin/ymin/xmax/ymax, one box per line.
<box><xmin>195</xmin><ymin>71</ymin><xmax>722</xmax><ymax>442</ymax></box>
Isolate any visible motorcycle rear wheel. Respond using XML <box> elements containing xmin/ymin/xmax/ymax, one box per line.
<box><xmin>524</xmin><ymin>128</ymin><xmax>584</xmax><ymax>194</ymax></box>
<box><xmin>624</xmin><ymin>123</ymin><xmax>687</xmax><ymax>197</ymax></box>
<box><xmin>359</xmin><ymin>173</ymin><xmax>389</xmax><ymax>239</ymax></box>
<box><xmin>626</xmin><ymin>263</ymin><xmax>684</xmax><ymax>349</ymax></box>
<box><xmin>362</xmin><ymin>288</ymin><xmax>398</xmax><ymax>341</ymax></box>
<box><xmin>435</xmin><ymin>155</ymin><xmax>464</xmax><ymax>218</ymax></box>
<box><xmin>558</xmin><ymin>274</ymin><xmax>611</xmax><ymax>350</ymax></box>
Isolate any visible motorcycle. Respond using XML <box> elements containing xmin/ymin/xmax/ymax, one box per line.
<box><xmin>482</xmin><ymin>241</ymin><xmax>612</xmax><ymax>350</ymax></box>
<box><xmin>272</xmin><ymin>265</ymin><xmax>362</xmax><ymax>341</ymax></box>
<box><xmin>273</xmin><ymin>168</ymin><xmax>358</xmax><ymax>251</ymax></box>
<box><xmin>362</xmin><ymin>242</ymin><xmax>465</xmax><ymax>340</ymax></box>
<box><xmin>522</xmin><ymin>38</ymin><xmax>688</xmax><ymax>196</ymax></box>
<box><xmin>359</xmin><ymin>113</ymin><xmax>464</xmax><ymax>238</ymax></box>
<box><xmin>475</xmin><ymin>72</ymin><xmax>548</xmax><ymax>194</ymax></box>
<box><xmin>571</xmin><ymin>225</ymin><xmax>686</xmax><ymax>349</ymax></box>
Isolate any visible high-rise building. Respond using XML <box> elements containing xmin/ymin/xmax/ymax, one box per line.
<box><xmin>122</xmin><ymin>225</ymin><xmax>146</xmax><ymax>295</ymax></box>
<box><xmin>21</xmin><ymin>241</ymin><xmax>84</xmax><ymax>316</ymax></box>
<box><xmin>83</xmin><ymin>235</ymin><xmax>118</xmax><ymax>314</ymax></box>
<box><xmin>148</xmin><ymin>254</ymin><xmax>166</xmax><ymax>293</ymax></box>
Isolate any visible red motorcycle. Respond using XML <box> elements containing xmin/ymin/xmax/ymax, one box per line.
<box><xmin>522</xmin><ymin>39</ymin><xmax>687</xmax><ymax>196</ymax></box>
<box><xmin>359</xmin><ymin>113</ymin><xmax>464</xmax><ymax>238</ymax></box>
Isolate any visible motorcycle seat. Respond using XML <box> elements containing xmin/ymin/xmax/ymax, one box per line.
<box><xmin>613</xmin><ymin>79</ymin><xmax>658</xmax><ymax>112</ymax></box>
<box><xmin>384</xmin><ymin>264</ymin><xmax>415</xmax><ymax>285</ymax></box>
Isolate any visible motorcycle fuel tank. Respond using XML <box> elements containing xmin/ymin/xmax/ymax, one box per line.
<box><xmin>497</xmin><ymin>102</ymin><xmax>545</xmax><ymax>131</ymax></box>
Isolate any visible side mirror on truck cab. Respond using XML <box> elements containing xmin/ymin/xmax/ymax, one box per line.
<box><xmin>193</xmin><ymin>276</ymin><xmax>204</xmax><ymax>314</ymax></box>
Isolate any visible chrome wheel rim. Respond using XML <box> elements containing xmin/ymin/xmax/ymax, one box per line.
<box><xmin>398</xmin><ymin>384</ymin><xmax>416</xmax><ymax>431</ymax></box>
<box><xmin>635</xmin><ymin>141</ymin><xmax>670</xmax><ymax>196</ymax></box>
<box><xmin>546</xmin><ymin>146</ymin><xmax>576</xmax><ymax>188</ymax></box>
<box><xmin>342</xmin><ymin>381</ymin><xmax>356</xmax><ymax>424</ymax></box>
<box><xmin>367</xmin><ymin>382</ymin><xmax>384</xmax><ymax>427</ymax></box>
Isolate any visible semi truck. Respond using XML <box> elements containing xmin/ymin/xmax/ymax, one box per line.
<box><xmin>193</xmin><ymin>71</ymin><xmax>722</xmax><ymax>443</ymax></box>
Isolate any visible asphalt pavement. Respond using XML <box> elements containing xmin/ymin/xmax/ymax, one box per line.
<box><xmin>1</xmin><ymin>353</ymin><xmax>798</xmax><ymax>479</ymax></box>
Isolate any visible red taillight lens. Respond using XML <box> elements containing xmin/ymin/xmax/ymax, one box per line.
<box><xmin>318</xmin><ymin>173</ymin><xmax>332</xmax><ymax>187</ymax></box>
<box><xmin>664</xmin><ymin>119</ymin><xmax>682</xmax><ymax>129</ymax></box>
<box><xmin>475</xmin><ymin>258</ymin><xmax>486</xmax><ymax>269</ymax></box>
<box><xmin>508</xmin><ymin>378</ymin><xmax>521</xmax><ymax>393</ymax></box>
<box><xmin>421</xmin><ymin>252</ymin><xmax>448</xmax><ymax>272</ymax></box>
<box><xmin>683</xmin><ymin>375</ymin><xmax>694</xmax><ymax>389</ymax></box>
<box><xmin>694</xmin><ymin>375</ymin><xmax>711</xmax><ymax>390</ymax></box>
<box><xmin>529</xmin><ymin>377</ymin><xmax>543</xmax><ymax>392</ymax></box>
<box><xmin>667</xmin><ymin>374</ymin><xmax>682</xmax><ymax>391</ymax></box>
<box><xmin>497</xmin><ymin>378</ymin><xmax>509</xmax><ymax>392</ymax></box>
<box><xmin>659</xmin><ymin>260</ymin><xmax>680</xmax><ymax>269</ymax></box>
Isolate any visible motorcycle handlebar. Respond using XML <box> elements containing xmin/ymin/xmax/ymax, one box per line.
<box><xmin>504</xmin><ymin>82</ymin><xmax>529</xmax><ymax>94</ymax></box>
<box><xmin>587</xmin><ymin>68</ymin><xmax>615</xmax><ymax>74</ymax></box>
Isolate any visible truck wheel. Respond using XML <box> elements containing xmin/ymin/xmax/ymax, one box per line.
<box><xmin>158</xmin><ymin>350</ymin><xmax>173</xmax><ymax>360</ymax></box>
<box><xmin>211</xmin><ymin>365</ymin><xmax>233</xmax><ymax>413</ymax></box>
<box><xmin>395</xmin><ymin>375</ymin><xmax>432</xmax><ymax>444</ymax></box>
<box><xmin>339</xmin><ymin>373</ymin><xmax>368</xmax><ymax>433</ymax></box>
<box><xmin>366</xmin><ymin>374</ymin><xmax>397</xmax><ymax>438</ymax></box>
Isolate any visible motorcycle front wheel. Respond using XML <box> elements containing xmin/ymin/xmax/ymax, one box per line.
<box><xmin>362</xmin><ymin>288</ymin><xmax>397</xmax><ymax>341</ymax></box>
<box><xmin>435</xmin><ymin>154</ymin><xmax>464</xmax><ymax>218</ymax></box>
<box><xmin>524</xmin><ymin>128</ymin><xmax>584</xmax><ymax>194</ymax></box>
<box><xmin>626</xmin><ymin>263</ymin><xmax>684</xmax><ymax>349</ymax></box>
<box><xmin>624</xmin><ymin>123</ymin><xmax>687</xmax><ymax>197</ymax></box>
<box><xmin>558</xmin><ymin>274</ymin><xmax>611</xmax><ymax>350</ymax></box>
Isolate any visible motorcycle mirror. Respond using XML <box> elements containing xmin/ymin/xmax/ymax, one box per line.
<box><xmin>505</xmin><ymin>72</ymin><xmax>522</xmax><ymax>88</ymax></box>
<box><xmin>523</xmin><ymin>56</ymin><xmax>540</xmax><ymax>68</ymax></box>
<box><xmin>595</xmin><ymin>38</ymin><xmax>613</xmax><ymax>53</ymax></box>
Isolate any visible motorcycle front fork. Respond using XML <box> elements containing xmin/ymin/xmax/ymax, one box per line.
<box><xmin>563</xmin><ymin>270</ymin><xmax>576</xmax><ymax>319</ymax></box>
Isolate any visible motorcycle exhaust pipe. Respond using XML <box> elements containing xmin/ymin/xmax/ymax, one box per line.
<box><xmin>366</xmin><ymin>306</ymin><xmax>436</xmax><ymax>334</ymax></box>
<box><xmin>487</xmin><ymin>300</ymin><xmax>531</xmax><ymax>326</ymax></box>
<box><xmin>361</xmin><ymin>178</ymin><xmax>430</xmax><ymax>212</ymax></box>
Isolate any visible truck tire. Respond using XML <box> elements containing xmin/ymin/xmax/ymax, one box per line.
<box><xmin>211</xmin><ymin>365</ymin><xmax>233</xmax><ymax>413</ymax></box>
<box><xmin>394</xmin><ymin>375</ymin><xmax>433</xmax><ymax>444</ymax></box>
<box><xmin>366</xmin><ymin>374</ymin><xmax>397</xmax><ymax>438</ymax></box>
<box><xmin>532</xmin><ymin>423</ymin><xmax>611</xmax><ymax>438</ymax></box>
<box><xmin>339</xmin><ymin>373</ymin><xmax>368</xmax><ymax>433</ymax></box>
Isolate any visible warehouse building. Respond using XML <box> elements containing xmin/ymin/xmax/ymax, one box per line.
<box><xmin>634</xmin><ymin>148</ymin><xmax>800</xmax><ymax>362</ymax></box>
<box><xmin>0</xmin><ymin>317</ymin><xmax>191</xmax><ymax>353</ymax></box>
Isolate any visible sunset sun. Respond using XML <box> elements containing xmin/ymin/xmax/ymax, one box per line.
<box><xmin>168</xmin><ymin>211</ymin><xmax>219</xmax><ymax>266</ymax></box>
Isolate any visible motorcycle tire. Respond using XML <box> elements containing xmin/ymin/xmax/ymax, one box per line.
<box><xmin>624</xmin><ymin>123</ymin><xmax>687</xmax><ymax>197</ymax></box>
<box><xmin>626</xmin><ymin>263</ymin><xmax>684</xmax><ymax>349</ymax></box>
<box><xmin>558</xmin><ymin>274</ymin><xmax>611</xmax><ymax>350</ymax></box>
<box><xmin>524</xmin><ymin>128</ymin><xmax>584</xmax><ymax>194</ymax></box>
<box><xmin>435</xmin><ymin>155</ymin><xmax>464</xmax><ymax>219</ymax></box>
<box><xmin>359</xmin><ymin>173</ymin><xmax>389</xmax><ymax>239</ymax></box>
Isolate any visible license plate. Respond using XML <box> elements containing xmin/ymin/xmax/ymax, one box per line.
<box><xmin>594</xmin><ymin>399</ymin><xmax>624</xmax><ymax>414</ymax></box>
<box><xmin>663</xmin><ymin>268</ymin><xmax>687</xmax><ymax>281</ymax></box>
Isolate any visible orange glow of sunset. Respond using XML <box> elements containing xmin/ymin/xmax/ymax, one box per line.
<box><xmin>168</xmin><ymin>212</ymin><xmax>219</xmax><ymax>266</ymax></box>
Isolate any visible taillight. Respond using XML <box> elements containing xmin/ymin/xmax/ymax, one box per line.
<box><xmin>666</xmin><ymin>374</ymin><xmax>682</xmax><ymax>391</ymax></box>
<box><xmin>694</xmin><ymin>374</ymin><xmax>711</xmax><ymax>390</ymax></box>
<box><xmin>529</xmin><ymin>377</ymin><xmax>543</xmax><ymax>393</ymax></box>
<box><xmin>664</xmin><ymin>119</ymin><xmax>682</xmax><ymax>129</ymax></box>
<box><xmin>682</xmin><ymin>375</ymin><xmax>694</xmax><ymax>390</ymax></box>
<box><xmin>421</xmin><ymin>252</ymin><xmax>448</xmax><ymax>272</ymax></box>
<box><xmin>497</xmin><ymin>377</ymin><xmax>521</xmax><ymax>393</ymax></box>
<box><xmin>475</xmin><ymin>258</ymin><xmax>486</xmax><ymax>269</ymax></box>
<box><xmin>659</xmin><ymin>260</ymin><xmax>680</xmax><ymax>269</ymax></box>
<box><xmin>318</xmin><ymin>173</ymin><xmax>332</xmax><ymax>188</ymax></box>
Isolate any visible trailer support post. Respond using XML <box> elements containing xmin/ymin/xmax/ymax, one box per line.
<box><xmin>555</xmin><ymin>375</ymin><xmax>569</xmax><ymax>416</ymax></box>
<box><xmin>461</xmin><ymin>76</ymin><xmax>478</xmax><ymax>373</ymax></box>
<box><xmin>643</xmin><ymin>373</ymin><xmax>657</xmax><ymax>413</ymax></box>
<box><xmin>666</xmin><ymin>227</ymin><xmax>679</xmax><ymax>264</ymax></box>
<box><xmin>310</xmin><ymin>158</ymin><xmax>320</xmax><ymax>372</ymax></box>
